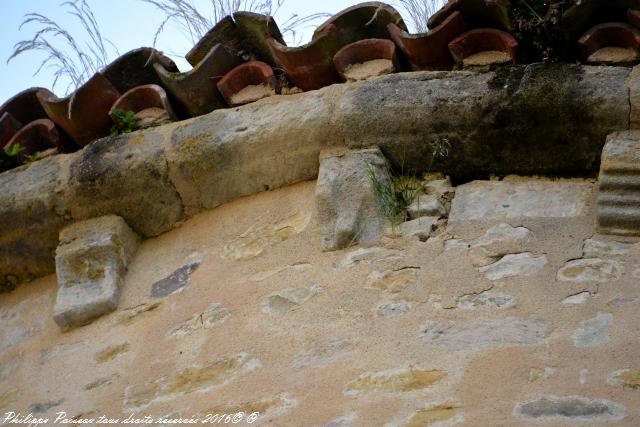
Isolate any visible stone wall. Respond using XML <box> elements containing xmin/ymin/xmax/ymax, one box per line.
<box><xmin>0</xmin><ymin>66</ymin><xmax>634</xmax><ymax>289</ymax></box>
<box><xmin>1</xmin><ymin>177</ymin><xmax>640</xmax><ymax>426</ymax></box>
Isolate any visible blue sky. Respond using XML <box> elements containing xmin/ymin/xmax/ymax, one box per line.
<box><xmin>0</xmin><ymin>0</ymin><xmax>438</xmax><ymax>103</ymax></box>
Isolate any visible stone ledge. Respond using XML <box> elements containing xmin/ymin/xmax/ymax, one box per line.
<box><xmin>0</xmin><ymin>65</ymin><xmax>632</xmax><ymax>290</ymax></box>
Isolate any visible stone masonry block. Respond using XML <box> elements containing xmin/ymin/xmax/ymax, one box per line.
<box><xmin>597</xmin><ymin>131</ymin><xmax>640</xmax><ymax>235</ymax></box>
<box><xmin>316</xmin><ymin>147</ymin><xmax>391</xmax><ymax>251</ymax></box>
<box><xmin>53</xmin><ymin>215</ymin><xmax>140</xmax><ymax>330</ymax></box>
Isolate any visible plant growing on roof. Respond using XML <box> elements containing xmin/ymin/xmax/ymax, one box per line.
<box><xmin>140</xmin><ymin>0</ymin><xmax>330</xmax><ymax>47</ymax></box>
<box><xmin>0</xmin><ymin>144</ymin><xmax>26</xmax><ymax>170</ymax></box>
<box><xmin>7</xmin><ymin>0</ymin><xmax>119</xmax><ymax>95</ymax></box>
<box><xmin>391</xmin><ymin>0</ymin><xmax>446</xmax><ymax>33</ymax></box>
<box><xmin>110</xmin><ymin>108</ymin><xmax>141</xmax><ymax>135</ymax></box>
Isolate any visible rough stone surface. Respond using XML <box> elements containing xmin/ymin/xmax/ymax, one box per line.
<box><xmin>366</xmin><ymin>268</ymin><xmax>418</xmax><ymax>293</ymax></box>
<box><xmin>150</xmin><ymin>261</ymin><xmax>201</xmax><ymax>298</ymax></box>
<box><xmin>597</xmin><ymin>130</ymin><xmax>640</xmax><ymax>236</ymax></box>
<box><xmin>583</xmin><ymin>237</ymin><xmax>635</xmax><ymax>257</ymax></box>
<box><xmin>0</xmin><ymin>66</ymin><xmax>630</xmax><ymax>286</ymax></box>
<box><xmin>457</xmin><ymin>291</ymin><xmax>516</xmax><ymax>309</ymax></box>
<box><xmin>562</xmin><ymin>291</ymin><xmax>591</xmax><ymax>305</ymax></box>
<box><xmin>339</xmin><ymin>247</ymin><xmax>406</xmax><ymax>269</ymax></box>
<box><xmin>124</xmin><ymin>353</ymin><xmax>260</xmax><ymax>410</ymax></box>
<box><xmin>628</xmin><ymin>65</ymin><xmax>640</xmax><ymax>129</ymax></box>
<box><xmin>608</xmin><ymin>369</ymin><xmax>640</xmax><ymax>389</ymax></box>
<box><xmin>262</xmin><ymin>283</ymin><xmax>322</xmax><ymax>315</ymax></box>
<box><xmin>572</xmin><ymin>313</ymin><xmax>613</xmax><ymax>348</ymax></box>
<box><xmin>0</xmin><ymin>156</ymin><xmax>72</xmax><ymax>290</ymax></box>
<box><xmin>422</xmin><ymin>317</ymin><xmax>551</xmax><ymax>350</ymax></box>
<box><xmin>557</xmin><ymin>258</ymin><xmax>622</xmax><ymax>282</ymax></box>
<box><xmin>450</xmin><ymin>180</ymin><xmax>593</xmax><ymax>225</ymax></box>
<box><xmin>3</xmin><ymin>180</ymin><xmax>640</xmax><ymax>425</ymax></box>
<box><xmin>165</xmin><ymin>92</ymin><xmax>338</xmax><ymax>216</ymax></box>
<box><xmin>479</xmin><ymin>253</ymin><xmax>547</xmax><ymax>281</ymax></box>
<box><xmin>63</xmin><ymin>132</ymin><xmax>184</xmax><ymax>237</ymax></box>
<box><xmin>168</xmin><ymin>303</ymin><xmax>229</xmax><ymax>337</ymax></box>
<box><xmin>221</xmin><ymin>212</ymin><xmax>310</xmax><ymax>260</ymax></box>
<box><xmin>316</xmin><ymin>148</ymin><xmax>390</xmax><ymax>251</ymax></box>
<box><xmin>406</xmin><ymin>194</ymin><xmax>446</xmax><ymax>219</ymax></box>
<box><xmin>340</xmin><ymin>65</ymin><xmax>629</xmax><ymax>180</ymax></box>
<box><xmin>343</xmin><ymin>368</ymin><xmax>447</xmax><ymax>395</ymax></box>
<box><xmin>397</xmin><ymin>216</ymin><xmax>438</xmax><ymax>240</ymax></box>
<box><xmin>377</xmin><ymin>301</ymin><xmax>411</xmax><ymax>316</ymax></box>
<box><xmin>468</xmin><ymin>223</ymin><xmax>533</xmax><ymax>267</ymax></box>
<box><xmin>53</xmin><ymin>215</ymin><xmax>140</xmax><ymax>330</ymax></box>
<box><xmin>514</xmin><ymin>395</ymin><xmax>625</xmax><ymax>421</ymax></box>
<box><xmin>403</xmin><ymin>405</ymin><xmax>459</xmax><ymax>427</ymax></box>
<box><xmin>196</xmin><ymin>393</ymin><xmax>297</xmax><ymax>420</ymax></box>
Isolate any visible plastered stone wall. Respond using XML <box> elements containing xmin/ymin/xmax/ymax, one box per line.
<box><xmin>1</xmin><ymin>177</ymin><xmax>640</xmax><ymax>426</ymax></box>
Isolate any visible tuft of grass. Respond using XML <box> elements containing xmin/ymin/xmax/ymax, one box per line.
<box><xmin>368</xmin><ymin>137</ymin><xmax>452</xmax><ymax>230</ymax></box>
<box><xmin>8</xmin><ymin>0</ymin><xmax>119</xmax><ymax>95</ymax></box>
<box><xmin>368</xmin><ymin>164</ymin><xmax>421</xmax><ymax>231</ymax></box>
<box><xmin>140</xmin><ymin>0</ymin><xmax>331</xmax><ymax>48</ymax></box>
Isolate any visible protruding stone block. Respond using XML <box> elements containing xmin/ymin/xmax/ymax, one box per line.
<box><xmin>316</xmin><ymin>147</ymin><xmax>391</xmax><ymax>251</ymax></box>
<box><xmin>597</xmin><ymin>131</ymin><xmax>640</xmax><ymax>235</ymax></box>
<box><xmin>53</xmin><ymin>215</ymin><xmax>140</xmax><ymax>330</ymax></box>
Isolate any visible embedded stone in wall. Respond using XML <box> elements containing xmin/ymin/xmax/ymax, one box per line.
<box><xmin>168</xmin><ymin>303</ymin><xmax>230</xmax><ymax>337</ymax></box>
<box><xmin>263</xmin><ymin>283</ymin><xmax>322</xmax><ymax>315</ymax></box>
<box><xmin>562</xmin><ymin>292</ymin><xmax>591</xmax><ymax>305</ymax></box>
<box><xmin>124</xmin><ymin>353</ymin><xmax>260</xmax><ymax>410</ymax></box>
<box><xmin>479</xmin><ymin>253</ymin><xmax>547</xmax><ymax>281</ymax></box>
<box><xmin>572</xmin><ymin>313</ymin><xmax>612</xmax><ymax>348</ymax></box>
<box><xmin>395</xmin><ymin>216</ymin><xmax>438</xmax><ymax>241</ymax></box>
<box><xmin>528</xmin><ymin>367</ymin><xmax>555</xmax><ymax>383</ymax></box>
<box><xmin>456</xmin><ymin>291</ymin><xmax>516</xmax><ymax>309</ymax></box>
<box><xmin>53</xmin><ymin>215</ymin><xmax>140</xmax><ymax>330</ymax></box>
<box><xmin>150</xmin><ymin>261</ymin><xmax>201</xmax><ymax>298</ymax></box>
<box><xmin>449</xmin><ymin>180</ymin><xmax>592</xmax><ymax>224</ymax></box>
<box><xmin>403</xmin><ymin>405</ymin><xmax>458</xmax><ymax>427</ymax></box>
<box><xmin>557</xmin><ymin>259</ymin><xmax>622</xmax><ymax>282</ymax></box>
<box><xmin>0</xmin><ymin>390</ymin><xmax>18</xmax><ymax>412</ymax></box>
<box><xmin>28</xmin><ymin>399</ymin><xmax>64</xmax><ymax>414</ymax></box>
<box><xmin>316</xmin><ymin>148</ymin><xmax>391</xmax><ymax>251</ymax></box>
<box><xmin>608</xmin><ymin>369</ymin><xmax>640</xmax><ymax>389</ymax></box>
<box><xmin>84</xmin><ymin>375</ymin><xmax>118</xmax><ymax>391</ymax></box>
<box><xmin>222</xmin><ymin>212</ymin><xmax>311</xmax><ymax>260</ymax></box>
<box><xmin>582</xmin><ymin>238</ymin><xmax>635</xmax><ymax>258</ymax></box>
<box><xmin>377</xmin><ymin>301</ymin><xmax>411</xmax><ymax>316</ymax></box>
<box><xmin>343</xmin><ymin>367</ymin><xmax>447</xmax><ymax>395</ymax></box>
<box><xmin>366</xmin><ymin>268</ymin><xmax>418</xmax><ymax>293</ymax></box>
<box><xmin>94</xmin><ymin>342</ymin><xmax>130</xmax><ymax>363</ymax></box>
<box><xmin>39</xmin><ymin>342</ymin><xmax>84</xmax><ymax>364</ymax></box>
<box><xmin>608</xmin><ymin>297</ymin><xmax>639</xmax><ymax>306</ymax></box>
<box><xmin>115</xmin><ymin>301</ymin><xmax>161</xmax><ymax>326</ymax></box>
<box><xmin>293</xmin><ymin>337</ymin><xmax>354</xmax><ymax>368</ymax></box>
<box><xmin>196</xmin><ymin>393</ymin><xmax>297</xmax><ymax>420</ymax></box>
<box><xmin>422</xmin><ymin>317</ymin><xmax>551</xmax><ymax>350</ymax></box>
<box><xmin>468</xmin><ymin>223</ymin><xmax>533</xmax><ymax>267</ymax></box>
<box><xmin>514</xmin><ymin>395</ymin><xmax>625</xmax><ymax>421</ymax></box>
<box><xmin>597</xmin><ymin>131</ymin><xmax>640</xmax><ymax>235</ymax></box>
<box><xmin>339</xmin><ymin>247</ymin><xmax>406</xmax><ymax>269</ymax></box>
<box><xmin>406</xmin><ymin>194</ymin><xmax>446</xmax><ymax>219</ymax></box>
<box><xmin>322</xmin><ymin>412</ymin><xmax>357</xmax><ymax>427</ymax></box>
